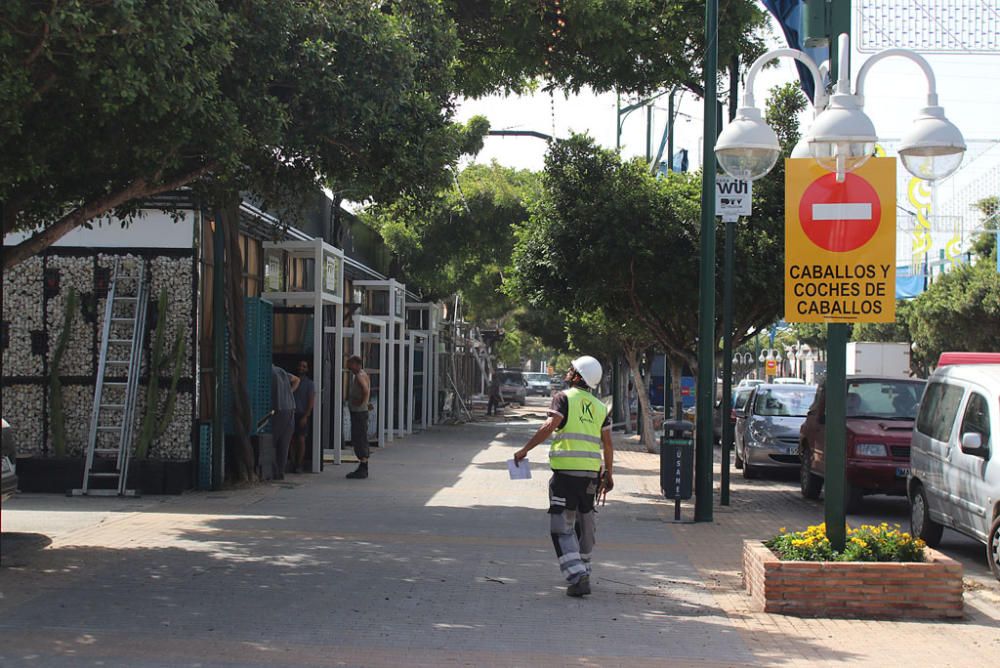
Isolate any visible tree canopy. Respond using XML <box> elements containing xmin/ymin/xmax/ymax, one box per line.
<box><xmin>2</xmin><ymin>0</ymin><xmax>774</xmax><ymax>270</ymax></box>
<box><xmin>507</xmin><ymin>80</ymin><xmax>802</xmax><ymax>377</ymax></box>
<box><xmin>1</xmin><ymin>0</ymin><xmax>485</xmax><ymax>267</ymax></box>
<box><xmin>448</xmin><ymin>0</ymin><xmax>769</xmax><ymax>97</ymax></box>
<box><xmin>366</xmin><ymin>162</ymin><xmax>540</xmax><ymax>321</ymax></box>
<box><xmin>904</xmin><ymin>199</ymin><xmax>1000</xmax><ymax>367</ymax></box>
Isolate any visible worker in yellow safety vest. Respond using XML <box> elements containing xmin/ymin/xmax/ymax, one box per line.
<box><xmin>514</xmin><ymin>355</ymin><xmax>614</xmax><ymax>597</ymax></box>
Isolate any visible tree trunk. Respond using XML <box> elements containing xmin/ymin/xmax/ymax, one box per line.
<box><xmin>624</xmin><ymin>346</ymin><xmax>656</xmax><ymax>453</ymax></box>
<box><xmin>220</xmin><ymin>200</ymin><xmax>257</xmax><ymax>483</ymax></box>
<box><xmin>2</xmin><ymin>163</ymin><xmax>215</xmax><ymax>269</ymax></box>
<box><xmin>669</xmin><ymin>355</ymin><xmax>685</xmax><ymax>420</ymax></box>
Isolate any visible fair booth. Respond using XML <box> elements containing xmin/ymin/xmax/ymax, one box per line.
<box><xmin>406</xmin><ymin>302</ymin><xmax>443</xmax><ymax>430</ymax></box>
<box><xmin>355</xmin><ymin>280</ymin><xmax>408</xmax><ymax>440</ymax></box>
<box><xmin>262</xmin><ymin>239</ymin><xmax>344</xmax><ymax>471</ymax></box>
<box><xmin>334</xmin><ymin>300</ymin><xmax>389</xmax><ymax>451</ymax></box>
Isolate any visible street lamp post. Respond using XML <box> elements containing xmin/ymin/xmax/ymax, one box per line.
<box><xmin>693</xmin><ymin>0</ymin><xmax>719</xmax><ymax>523</ymax></box>
<box><xmin>713</xmin><ymin>34</ymin><xmax>965</xmax><ymax>550</ymax></box>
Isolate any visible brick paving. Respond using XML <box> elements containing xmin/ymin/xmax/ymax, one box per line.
<box><xmin>2</xmin><ymin>411</ymin><xmax>999</xmax><ymax>667</ymax></box>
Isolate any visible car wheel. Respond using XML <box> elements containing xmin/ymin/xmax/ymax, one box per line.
<box><xmin>742</xmin><ymin>458</ymin><xmax>759</xmax><ymax>480</ymax></box>
<box><xmin>989</xmin><ymin>515</ymin><xmax>1000</xmax><ymax>581</ymax></box>
<box><xmin>799</xmin><ymin>445</ymin><xmax>822</xmax><ymax>500</ymax></box>
<box><xmin>910</xmin><ymin>483</ymin><xmax>943</xmax><ymax>548</ymax></box>
<box><xmin>733</xmin><ymin>446</ymin><xmax>744</xmax><ymax>469</ymax></box>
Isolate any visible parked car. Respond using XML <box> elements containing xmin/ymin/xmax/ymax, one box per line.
<box><xmin>714</xmin><ymin>386</ymin><xmax>756</xmax><ymax>444</ymax></box>
<box><xmin>735</xmin><ymin>384</ymin><xmax>817</xmax><ymax>479</ymax></box>
<box><xmin>523</xmin><ymin>372</ymin><xmax>553</xmax><ymax>396</ymax></box>
<box><xmin>2</xmin><ymin>418</ymin><xmax>17</xmax><ymax>502</ymax></box>
<box><xmin>908</xmin><ymin>353</ymin><xmax>1000</xmax><ymax>580</ymax></box>
<box><xmin>737</xmin><ymin>378</ymin><xmax>765</xmax><ymax>389</ymax></box>
<box><xmin>799</xmin><ymin>375</ymin><xmax>926</xmax><ymax>512</ymax></box>
<box><xmin>497</xmin><ymin>369</ymin><xmax>527</xmax><ymax>406</ymax></box>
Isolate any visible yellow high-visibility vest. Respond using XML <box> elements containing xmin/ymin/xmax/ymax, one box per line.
<box><xmin>550</xmin><ymin>387</ymin><xmax>606</xmax><ymax>472</ymax></box>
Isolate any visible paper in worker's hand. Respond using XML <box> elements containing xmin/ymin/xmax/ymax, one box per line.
<box><xmin>508</xmin><ymin>458</ymin><xmax>531</xmax><ymax>480</ymax></box>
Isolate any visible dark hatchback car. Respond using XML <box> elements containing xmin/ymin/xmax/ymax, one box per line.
<box><xmin>799</xmin><ymin>376</ymin><xmax>926</xmax><ymax>512</ymax></box>
<box><xmin>714</xmin><ymin>386</ymin><xmax>757</xmax><ymax>444</ymax></box>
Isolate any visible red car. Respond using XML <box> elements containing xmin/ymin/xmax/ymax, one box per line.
<box><xmin>798</xmin><ymin>376</ymin><xmax>926</xmax><ymax>512</ymax></box>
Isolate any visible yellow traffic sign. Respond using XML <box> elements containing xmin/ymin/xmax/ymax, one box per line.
<box><xmin>785</xmin><ymin>157</ymin><xmax>896</xmax><ymax>323</ymax></box>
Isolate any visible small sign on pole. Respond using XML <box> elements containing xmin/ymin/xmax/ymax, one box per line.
<box><xmin>716</xmin><ymin>176</ymin><xmax>752</xmax><ymax>220</ymax></box>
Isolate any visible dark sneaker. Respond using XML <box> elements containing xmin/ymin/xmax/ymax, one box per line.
<box><xmin>566</xmin><ymin>575</ymin><xmax>591</xmax><ymax>597</ymax></box>
<box><xmin>346</xmin><ymin>464</ymin><xmax>368</xmax><ymax>479</ymax></box>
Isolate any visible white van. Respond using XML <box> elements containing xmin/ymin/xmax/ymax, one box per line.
<box><xmin>908</xmin><ymin>352</ymin><xmax>1000</xmax><ymax>580</ymax></box>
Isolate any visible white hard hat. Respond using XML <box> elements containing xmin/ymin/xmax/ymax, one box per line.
<box><xmin>571</xmin><ymin>355</ymin><xmax>603</xmax><ymax>389</ymax></box>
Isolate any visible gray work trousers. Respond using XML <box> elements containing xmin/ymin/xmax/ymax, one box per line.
<box><xmin>272</xmin><ymin>409</ymin><xmax>294</xmax><ymax>478</ymax></box>
<box><xmin>548</xmin><ymin>472</ymin><xmax>598</xmax><ymax>584</ymax></box>
<box><xmin>350</xmin><ymin>410</ymin><xmax>369</xmax><ymax>460</ymax></box>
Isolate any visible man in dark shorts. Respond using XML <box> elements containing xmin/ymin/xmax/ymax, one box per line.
<box><xmin>270</xmin><ymin>364</ymin><xmax>299</xmax><ymax>481</ymax></box>
<box><xmin>290</xmin><ymin>358</ymin><xmax>315</xmax><ymax>473</ymax></box>
<box><xmin>345</xmin><ymin>355</ymin><xmax>371</xmax><ymax>479</ymax></box>
<box><xmin>514</xmin><ymin>355</ymin><xmax>614</xmax><ymax>597</ymax></box>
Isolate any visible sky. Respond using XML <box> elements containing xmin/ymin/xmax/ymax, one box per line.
<box><xmin>453</xmin><ymin>6</ymin><xmax>1000</xmax><ymax>267</ymax></box>
<box><xmin>455</xmin><ymin>14</ymin><xmax>1000</xmax><ymax>170</ymax></box>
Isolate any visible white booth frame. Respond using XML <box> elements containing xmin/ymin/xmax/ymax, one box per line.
<box><xmin>262</xmin><ymin>239</ymin><xmax>344</xmax><ymax>473</ymax></box>
<box><xmin>355</xmin><ymin>280</ymin><xmax>407</xmax><ymax>440</ymax></box>
<box><xmin>323</xmin><ymin>314</ymin><xmax>388</xmax><ymax>461</ymax></box>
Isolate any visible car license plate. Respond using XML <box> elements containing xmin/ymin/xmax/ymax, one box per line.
<box><xmin>895</xmin><ymin>467</ymin><xmax>910</xmax><ymax>478</ymax></box>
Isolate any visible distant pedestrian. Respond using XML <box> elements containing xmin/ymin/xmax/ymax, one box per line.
<box><xmin>345</xmin><ymin>355</ymin><xmax>371</xmax><ymax>479</ymax></box>
<box><xmin>487</xmin><ymin>373</ymin><xmax>502</xmax><ymax>416</ymax></box>
<box><xmin>290</xmin><ymin>358</ymin><xmax>316</xmax><ymax>473</ymax></box>
<box><xmin>514</xmin><ymin>355</ymin><xmax>613</xmax><ymax>597</ymax></box>
<box><xmin>271</xmin><ymin>364</ymin><xmax>300</xmax><ymax>481</ymax></box>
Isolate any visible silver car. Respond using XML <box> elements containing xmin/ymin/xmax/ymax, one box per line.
<box><xmin>497</xmin><ymin>370</ymin><xmax>527</xmax><ymax>406</ymax></box>
<box><xmin>735</xmin><ymin>384</ymin><xmax>817</xmax><ymax>479</ymax></box>
<box><xmin>523</xmin><ymin>372</ymin><xmax>553</xmax><ymax>396</ymax></box>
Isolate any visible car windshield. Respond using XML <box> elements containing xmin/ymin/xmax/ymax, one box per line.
<box><xmin>847</xmin><ymin>379</ymin><xmax>926</xmax><ymax>419</ymax></box>
<box><xmin>524</xmin><ymin>373</ymin><xmax>549</xmax><ymax>382</ymax></box>
<box><xmin>498</xmin><ymin>372</ymin><xmax>523</xmax><ymax>384</ymax></box>
<box><xmin>754</xmin><ymin>387</ymin><xmax>817</xmax><ymax>417</ymax></box>
<box><xmin>734</xmin><ymin>389</ymin><xmax>754</xmax><ymax>410</ymax></box>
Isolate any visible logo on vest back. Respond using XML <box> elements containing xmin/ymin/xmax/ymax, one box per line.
<box><xmin>579</xmin><ymin>399</ymin><xmax>595</xmax><ymax>424</ymax></box>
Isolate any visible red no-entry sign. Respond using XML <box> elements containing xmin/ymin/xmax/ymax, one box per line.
<box><xmin>798</xmin><ymin>172</ymin><xmax>881</xmax><ymax>253</ymax></box>
<box><xmin>785</xmin><ymin>158</ymin><xmax>896</xmax><ymax>324</ymax></box>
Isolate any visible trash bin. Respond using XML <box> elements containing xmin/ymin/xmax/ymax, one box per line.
<box><xmin>660</xmin><ymin>420</ymin><xmax>694</xmax><ymax>520</ymax></box>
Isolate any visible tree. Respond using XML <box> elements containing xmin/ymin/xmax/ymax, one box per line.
<box><xmin>905</xmin><ymin>261</ymin><xmax>1000</xmax><ymax>367</ymax></box>
<box><xmin>508</xmin><ymin>87</ymin><xmax>800</xmax><ymax>378</ymax></box>
<box><xmin>2</xmin><ymin>0</ymin><xmax>485</xmax><ymax>268</ymax></box>
<box><xmin>904</xmin><ymin>199</ymin><xmax>1000</xmax><ymax>367</ymax></box>
<box><xmin>366</xmin><ymin>161</ymin><xmax>539</xmax><ymax>321</ymax></box>
<box><xmin>564</xmin><ymin>309</ymin><xmax>659</xmax><ymax>452</ymax></box>
<box><xmin>447</xmin><ymin>0</ymin><xmax>769</xmax><ymax>97</ymax></box>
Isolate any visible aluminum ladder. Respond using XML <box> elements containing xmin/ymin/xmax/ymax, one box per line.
<box><xmin>75</xmin><ymin>258</ymin><xmax>149</xmax><ymax>496</ymax></box>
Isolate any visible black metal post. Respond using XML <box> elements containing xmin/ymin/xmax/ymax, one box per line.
<box><xmin>720</xmin><ymin>219</ymin><xmax>736</xmax><ymax>506</ymax></box>
<box><xmin>694</xmin><ymin>0</ymin><xmax>719</xmax><ymax>523</ymax></box>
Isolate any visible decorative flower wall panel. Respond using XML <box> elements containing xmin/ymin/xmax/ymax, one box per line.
<box><xmin>2</xmin><ymin>257</ymin><xmax>44</xmax><ymax>377</ymax></box>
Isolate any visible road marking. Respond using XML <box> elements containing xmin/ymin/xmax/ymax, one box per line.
<box><xmin>811</xmin><ymin>203</ymin><xmax>872</xmax><ymax>221</ymax></box>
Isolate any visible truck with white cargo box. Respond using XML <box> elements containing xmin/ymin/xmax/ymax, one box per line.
<box><xmin>845</xmin><ymin>342</ymin><xmax>911</xmax><ymax>378</ymax></box>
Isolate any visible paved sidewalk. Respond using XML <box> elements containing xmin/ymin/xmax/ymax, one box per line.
<box><xmin>2</xmin><ymin>417</ymin><xmax>999</xmax><ymax>667</ymax></box>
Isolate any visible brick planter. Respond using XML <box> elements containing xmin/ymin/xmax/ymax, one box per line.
<box><xmin>742</xmin><ymin>540</ymin><xmax>963</xmax><ymax>619</ymax></box>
